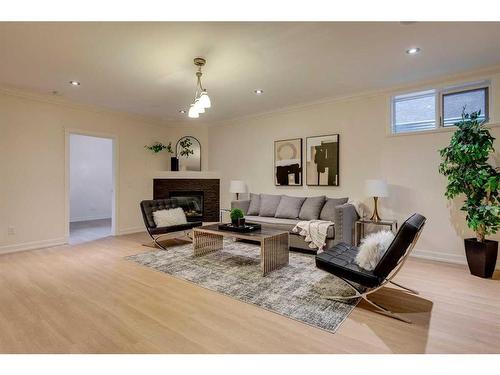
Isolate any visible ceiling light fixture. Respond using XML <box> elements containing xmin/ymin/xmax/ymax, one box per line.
<box><xmin>254</xmin><ymin>89</ymin><xmax>264</xmax><ymax>95</ymax></box>
<box><xmin>69</xmin><ymin>80</ymin><xmax>80</xmax><ymax>86</ymax></box>
<box><xmin>406</xmin><ymin>47</ymin><xmax>421</xmax><ymax>55</ymax></box>
<box><xmin>179</xmin><ymin>109</ymin><xmax>186</xmax><ymax>114</ymax></box>
<box><xmin>188</xmin><ymin>57</ymin><xmax>211</xmax><ymax>119</ymax></box>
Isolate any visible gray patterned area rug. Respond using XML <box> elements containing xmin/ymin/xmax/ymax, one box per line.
<box><xmin>126</xmin><ymin>239</ymin><xmax>360</xmax><ymax>333</ymax></box>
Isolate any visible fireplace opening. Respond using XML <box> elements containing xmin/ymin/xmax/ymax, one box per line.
<box><xmin>169</xmin><ymin>191</ymin><xmax>204</xmax><ymax>219</ymax></box>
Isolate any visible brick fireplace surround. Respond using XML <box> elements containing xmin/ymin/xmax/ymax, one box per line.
<box><xmin>153</xmin><ymin>178</ymin><xmax>220</xmax><ymax>222</ymax></box>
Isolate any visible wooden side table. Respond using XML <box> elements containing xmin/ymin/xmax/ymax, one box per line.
<box><xmin>355</xmin><ymin>219</ymin><xmax>398</xmax><ymax>246</ymax></box>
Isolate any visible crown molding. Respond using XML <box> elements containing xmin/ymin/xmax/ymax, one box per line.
<box><xmin>0</xmin><ymin>85</ymin><xmax>173</xmax><ymax>127</ymax></box>
<box><xmin>207</xmin><ymin>63</ymin><xmax>500</xmax><ymax>127</ymax></box>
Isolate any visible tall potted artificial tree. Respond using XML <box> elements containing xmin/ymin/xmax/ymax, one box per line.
<box><xmin>439</xmin><ymin>110</ymin><xmax>499</xmax><ymax>278</ymax></box>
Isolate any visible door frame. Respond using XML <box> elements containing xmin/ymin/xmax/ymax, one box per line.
<box><xmin>64</xmin><ymin>128</ymin><xmax>119</xmax><ymax>242</ymax></box>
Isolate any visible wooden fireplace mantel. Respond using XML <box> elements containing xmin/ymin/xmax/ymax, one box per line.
<box><xmin>153</xmin><ymin>171</ymin><xmax>220</xmax><ymax>179</ymax></box>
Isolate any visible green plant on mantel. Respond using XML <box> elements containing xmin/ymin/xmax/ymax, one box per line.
<box><xmin>438</xmin><ymin>109</ymin><xmax>499</xmax><ymax>242</ymax></box>
<box><xmin>145</xmin><ymin>142</ymin><xmax>173</xmax><ymax>154</ymax></box>
<box><xmin>230</xmin><ymin>208</ymin><xmax>244</xmax><ymax>221</ymax></box>
<box><xmin>179</xmin><ymin>138</ymin><xmax>194</xmax><ymax>158</ymax></box>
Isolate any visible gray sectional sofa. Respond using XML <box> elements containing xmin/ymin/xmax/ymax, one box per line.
<box><xmin>231</xmin><ymin>193</ymin><xmax>359</xmax><ymax>252</ymax></box>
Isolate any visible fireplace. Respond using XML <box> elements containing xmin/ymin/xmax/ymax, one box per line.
<box><xmin>153</xmin><ymin>178</ymin><xmax>220</xmax><ymax>222</ymax></box>
<box><xmin>168</xmin><ymin>191</ymin><xmax>204</xmax><ymax>219</ymax></box>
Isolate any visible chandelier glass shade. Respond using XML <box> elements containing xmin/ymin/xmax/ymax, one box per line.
<box><xmin>188</xmin><ymin>57</ymin><xmax>211</xmax><ymax>118</ymax></box>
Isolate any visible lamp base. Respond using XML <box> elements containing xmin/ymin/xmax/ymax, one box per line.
<box><xmin>370</xmin><ymin>197</ymin><xmax>382</xmax><ymax>222</ymax></box>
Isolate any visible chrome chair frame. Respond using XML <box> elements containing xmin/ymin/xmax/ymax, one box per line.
<box><xmin>147</xmin><ymin>229</ymin><xmax>194</xmax><ymax>250</ymax></box>
<box><xmin>322</xmin><ymin>225</ymin><xmax>425</xmax><ymax>323</ymax></box>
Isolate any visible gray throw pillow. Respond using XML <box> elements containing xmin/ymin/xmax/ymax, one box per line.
<box><xmin>259</xmin><ymin>194</ymin><xmax>283</xmax><ymax>217</ymax></box>
<box><xmin>275</xmin><ymin>195</ymin><xmax>306</xmax><ymax>219</ymax></box>
<box><xmin>247</xmin><ymin>193</ymin><xmax>261</xmax><ymax>216</ymax></box>
<box><xmin>320</xmin><ymin>197</ymin><xmax>349</xmax><ymax>221</ymax></box>
<box><xmin>299</xmin><ymin>196</ymin><xmax>326</xmax><ymax>220</ymax></box>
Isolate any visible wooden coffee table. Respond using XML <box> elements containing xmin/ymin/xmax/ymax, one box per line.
<box><xmin>192</xmin><ymin>223</ymin><xmax>289</xmax><ymax>276</ymax></box>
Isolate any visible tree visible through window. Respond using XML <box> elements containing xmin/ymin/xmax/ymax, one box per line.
<box><xmin>442</xmin><ymin>87</ymin><xmax>488</xmax><ymax>126</ymax></box>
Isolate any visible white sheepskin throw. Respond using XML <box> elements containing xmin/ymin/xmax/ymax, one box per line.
<box><xmin>355</xmin><ymin>230</ymin><xmax>395</xmax><ymax>271</ymax></box>
<box><xmin>153</xmin><ymin>207</ymin><xmax>187</xmax><ymax>227</ymax></box>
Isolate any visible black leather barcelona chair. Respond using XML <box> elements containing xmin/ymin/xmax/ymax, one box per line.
<box><xmin>316</xmin><ymin>213</ymin><xmax>426</xmax><ymax>323</ymax></box>
<box><xmin>140</xmin><ymin>199</ymin><xmax>203</xmax><ymax>250</ymax></box>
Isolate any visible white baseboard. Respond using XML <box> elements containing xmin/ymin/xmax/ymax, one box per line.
<box><xmin>70</xmin><ymin>215</ymin><xmax>112</xmax><ymax>222</ymax></box>
<box><xmin>411</xmin><ymin>248</ymin><xmax>500</xmax><ymax>269</ymax></box>
<box><xmin>118</xmin><ymin>226</ymin><xmax>145</xmax><ymax>235</ymax></box>
<box><xmin>0</xmin><ymin>237</ymin><xmax>67</xmax><ymax>255</ymax></box>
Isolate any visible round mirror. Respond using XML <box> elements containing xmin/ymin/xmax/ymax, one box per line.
<box><xmin>176</xmin><ymin>136</ymin><xmax>201</xmax><ymax>171</ymax></box>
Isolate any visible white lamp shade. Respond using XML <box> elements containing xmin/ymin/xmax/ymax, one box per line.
<box><xmin>198</xmin><ymin>90</ymin><xmax>211</xmax><ymax>108</ymax></box>
<box><xmin>194</xmin><ymin>98</ymin><xmax>205</xmax><ymax>113</ymax></box>
<box><xmin>229</xmin><ymin>180</ymin><xmax>247</xmax><ymax>194</ymax></box>
<box><xmin>365</xmin><ymin>179</ymin><xmax>389</xmax><ymax>198</ymax></box>
<box><xmin>188</xmin><ymin>104</ymin><xmax>199</xmax><ymax>118</ymax></box>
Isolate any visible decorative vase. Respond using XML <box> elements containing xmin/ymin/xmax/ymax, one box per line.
<box><xmin>170</xmin><ymin>157</ymin><xmax>179</xmax><ymax>171</ymax></box>
<box><xmin>231</xmin><ymin>218</ymin><xmax>238</xmax><ymax>226</ymax></box>
<box><xmin>464</xmin><ymin>238</ymin><xmax>498</xmax><ymax>278</ymax></box>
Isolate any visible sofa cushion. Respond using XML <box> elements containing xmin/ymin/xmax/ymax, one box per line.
<box><xmin>259</xmin><ymin>194</ymin><xmax>282</xmax><ymax>217</ymax></box>
<box><xmin>245</xmin><ymin>216</ymin><xmax>335</xmax><ymax>238</ymax></box>
<box><xmin>247</xmin><ymin>193</ymin><xmax>261</xmax><ymax>215</ymax></box>
<box><xmin>275</xmin><ymin>195</ymin><xmax>306</xmax><ymax>219</ymax></box>
<box><xmin>299</xmin><ymin>196</ymin><xmax>326</xmax><ymax>220</ymax></box>
<box><xmin>320</xmin><ymin>197</ymin><xmax>349</xmax><ymax>221</ymax></box>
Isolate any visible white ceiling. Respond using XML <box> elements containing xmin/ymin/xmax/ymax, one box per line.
<box><xmin>1</xmin><ymin>22</ymin><xmax>500</xmax><ymax>124</ymax></box>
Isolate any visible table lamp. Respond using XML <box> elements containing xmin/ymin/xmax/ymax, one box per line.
<box><xmin>365</xmin><ymin>179</ymin><xmax>388</xmax><ymax>222</ymax></box>
<box><xmin>230</xmin><ymin>180</ymin><xmax>247</xmax><ymax>200</ymax></box>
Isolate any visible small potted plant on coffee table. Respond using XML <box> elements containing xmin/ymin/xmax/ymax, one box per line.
<box><xmin>230</xmin><ymin>208</ymin><xmax>245</xmax><ymax>227</ymax></box>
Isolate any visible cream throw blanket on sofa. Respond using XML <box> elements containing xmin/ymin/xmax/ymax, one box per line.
<box><xmin>292</xmin><ymin>220</ymin><xmax>333</xmax><ymax>251</ymax></box>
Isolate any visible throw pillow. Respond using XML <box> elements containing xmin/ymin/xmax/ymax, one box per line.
<box><xmin>299</xmin><ymin>196</ymin><xmax>326</xmax><ymax>220</ymax></box>
<box><xmin>319</xmin><ymin>197</ymin><xmax>349</xmax><ymax>221</ymax></box>
<box><xmin>247</xmin><ymin>193</ymin><xmax>261</xmax><ymax>215</ymax></box>
<box><xmin>259</xmin><ymin>194</ymin><xmax>283</xmax><ymax>217</ymax></box>
<box><xmin>275</xmin><ymin>195</ymin><xmax>306</xmax><ymax>219</ymax></box>
<box><xmin>153</xmin><ymin>207</ymin><xmax>188</xmax><ymax>227</ymax></box>
<box><xmin>355</xmin><ymin>230</ymin><xmax>395</xmax><ymax>271</ymax></box>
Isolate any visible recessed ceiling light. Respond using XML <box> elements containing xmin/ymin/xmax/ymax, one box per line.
<box><xmin>69</xmin><ymin>80</ymin><xmax>81</xmax><ymax>86</ymax></box>
<box><xmin>406</xmin><ymin>47</ymin><xmax>421</xmax><ymax>55</ymax></box>
<box><xmin>179</xmin><ymin>110</ymin><xmax>186</xmax><ymax>114</ymax></box>
<box><xmin>254</xmin><ymin>89</ymin><xmax>264</xmax><ymax>95</ymax></box>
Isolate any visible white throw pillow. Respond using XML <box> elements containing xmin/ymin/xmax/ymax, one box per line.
<box><xmin>153</xmin><ymin>207</ymin><xmax>187</xmax><ymax>227</ymax></box>
<box><xmin>355</xmin><ymin>230</ymin><xmax>395</xmax><ymax>271</ymax></box>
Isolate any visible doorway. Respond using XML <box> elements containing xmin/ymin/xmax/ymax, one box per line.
<box><xmin>68</xmin><ymin>133</ymin><xmax>116</xmax><ymax>245</ymax></box>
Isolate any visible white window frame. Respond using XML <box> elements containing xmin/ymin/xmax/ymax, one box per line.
<box><xmin>391</xmin><ymin>80</ymin><xmax>491</xmax><ymax>135</ymax></box>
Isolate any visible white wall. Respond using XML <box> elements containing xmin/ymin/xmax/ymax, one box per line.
<box><xmin>70</xmin><ymin>134</ymin><xmax>113</xmax><ymax>222</ymax></box>
<box><xmin>208</xmin><ymin>68</ymin><xmax>500</xmax><ymax>268</ymax></box>
<box><xmin>0</xmin><ymin>90</ymin><xmax>208</xmax><ymax>253</ymax></box>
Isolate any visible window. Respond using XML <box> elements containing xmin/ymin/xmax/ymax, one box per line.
<box><xmin>391</xmin><ymin>81</ymin><xmax>490</xmax><ymax>134</ymax></box>
<box><xmin>392</xmin><ymin>90</ymin><xmax>436</xmax><ymax>134</ymax></box>
<box><xmin>442</xmin><ymin>87</ymin><xmax>489</xmax><ymax>126</ymax></box>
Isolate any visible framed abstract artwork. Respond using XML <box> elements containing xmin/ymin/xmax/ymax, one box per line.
<box><xmin>306</xmin><ymin>134</ymin><xmax>339</xmax><ymax>186</ymax></box>
<box><xmin>274</xmin><ymin>138</ymin><xmax>303</xmax><ymax>186</ymax></box>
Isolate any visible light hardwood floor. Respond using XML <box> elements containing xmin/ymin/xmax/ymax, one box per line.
<box><xmin>0</xmin><ymin>231</ymin><xmax>499</xmax><ymax>354</ymax></box>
